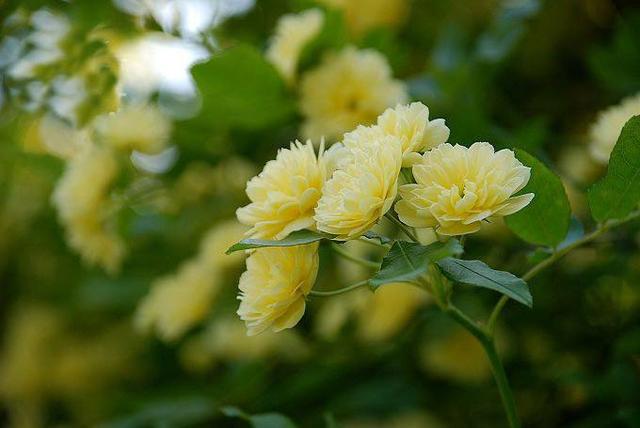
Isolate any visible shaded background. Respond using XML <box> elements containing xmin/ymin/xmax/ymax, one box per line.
<box><xmin>1</xmin><ymin>0</ymin><xmax>639</xmax><ymax>427</ymax></box>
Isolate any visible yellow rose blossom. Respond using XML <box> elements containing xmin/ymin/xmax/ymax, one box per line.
<box><xmin>300</xmin><ymin>47</ymin><xmax>407</xmax><ymax>141</ymax></box>
<box><xmin>237</xmin><ymin>244</ymin><xmax>319</xmax><ymax>336</ymax></box>
<box><xmin>376</xmin><ymin>102</ymin><xmax>450</xmax><ymax>167</ymax></box>
<box><xmin>93</xmin><ymin>103</ymin><xmax>171</xmax><ymax>154</ymax></box>
<box><xmin>395</xmin><ymin>142</ymin><xmax>533</xmax><ymax>236</ymax></box>
<box><xmin>236</xmin><ymin>140</ymin><xmax>327</xmax><ymax>239</ymax></box>
<box><xmin>52</xmin><ymin>144</ymin><xmax>125</xmax><ymax>273</ymax></box>
<box><xmin>266</xmin><ymin>8</ymin><xmax>324</xmax><ymax>84</ymax></box>
<box><xmin>315</xmin><ymin>134</ymin><xmax>402</xmax><ymax>240</ymax></box>
<box><xmin>318</xmin><ymin>0</ymin><xmax>408</xmax><ymax>37</ymax></box>
<box><xmin>588</xmin><ymin>92</ymin><xmax>640</xmax><ymax>164</ymax></box>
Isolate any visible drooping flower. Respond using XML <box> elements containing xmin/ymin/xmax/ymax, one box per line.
<box><xmin>588</xmin><ymin>92</ymin><xmax>640</xmax><ymax>164</ymax></box>
<box><xmin>315</xmin><ymin>134</ymin><xmax>402</xmax><ymax>239</ymax></box>
<box><xmin>395</xmin><ymin>142</ymin><xmax>533</xmax><ymax>236</ymax></box>
<box><xmin>266</xmin><ymin>8</ymin><xmax>324</xmax><ymax>84</ymax></box>
<box><xmin>376</xmin><ymin>102</ymin><xmax>450</xmax><ymax>166</ymax></box>
<box><xmin>317</xmin><ymin>0</ymin><xmax>408</xmax><ymax>37</ymax></box>
<box><xmin>237</xmin><ymin>244</ymin><xmax>319</xmax><ymax>336</ymax></box>
<box><xmin>299</xmin><ymin>47</ymin><xmax>407</xmax><ymax>141</ymax></box>
<box><xmin>236</xmin><ymin>140</ymin><xmax>328</xmax><ymax>239</ymax></box>
<box><xmin>94</xmin><ymin>103</ymin><xmax>172</xmax><ymax>154</ymax></box>
<box><xmin>52</xmin><ymin>144</ymin><xmax>125</xmax><ymax>273</ymax></box>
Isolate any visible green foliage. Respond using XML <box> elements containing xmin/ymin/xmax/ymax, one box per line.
<box><xmin>222</xmin><ymin>406</ymin><xmax>298</xmax><ymax>428</ymax></box>
<box><xmin>436</xmin><ymin>258</ymin><xmax>532</xmax><ymax>307</ymax></box>
<box><xmin>189</xmin><ymin>44</ymin><xmax>295</xmax><ymax>131</ymax></box>
<box><xmin>362</xmin><ymin>230</ymin><xmax>392</xmax><ymax>245</ymax></box>
<box><xmin>297</xmin><ymin>8</ymin><xmax>347</xmax><ymax>74</ymax></box>
<box><xmin>589</xmin><ymin>116</ymin><xmax>640</xmax><ymax>222</ymax></box>
<box><xmin>226</xmin><ymin>230</ymin><xmax>332</xmax><ymax>253</ymax></box>
<box><xmin>369</xmin><ymin>239</ymin><xmax>463</xmax><ymax>289</ymax></box>
<box><xmin>505</xmin><ymin>149</ymin><xmax>571</xmax><ymax>247</ymax></box>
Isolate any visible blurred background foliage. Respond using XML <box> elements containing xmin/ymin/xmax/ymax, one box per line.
<box><xmin>0</xmin><ymin>0</ymin><xmax>639</xmax><ymax>427</ymax></box>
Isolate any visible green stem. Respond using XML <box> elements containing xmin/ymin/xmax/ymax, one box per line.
<box><xmin>309</xmin><ymin>280</ymin><xmax>369</xmax><ymax>297</ymax></box>
<box><xmin>446</xmin><ymin>304</ymin><xmax>521</xmax><ymax>428</ymax></box>
<box><xmin>384</xmin><ymin>213</ymin><xmax>419</xmax><ymax>243</ymax></box>
<box><xmin>331</xmin><ymin>243</ymin><xmax>380</xmax><ymax>270</ymax></box>
<box><xmin>486</xmin><ymin>210</ymin><xmax>640</xmax><ymax>334</ymax></box>
<box><xmin>357</xmin><ymin>236</ymin><xmax>389</xmax><ymax>249</ymax></box>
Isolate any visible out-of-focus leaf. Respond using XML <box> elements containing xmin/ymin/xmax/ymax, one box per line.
<box><xmin>369</xmin><ymin>239</ymin><xmax>463</xmax><ymax>289</ymax></box>
<box><xmin>588</xmin><ymin>116</ymin><xmax>640</xmax><ymax>222</ymax></box>
<box><xmin>475</xmin><ymin>0</ymin><xmax>540</xmax><ymax>63</ymax></box>
<box><xmin>589</xmin><ymin>12</ymin><xmax>640</xmax><ymax>95</ymax></box>
<box><xmin>226</xmin><ymin>229</ymin><xmax>333</xmax><ymax>254</ymax></box>
<box><xmin>436</xmin><ymin>258</ymin><xmax>532</xmax><ymax>307</ymax></box>
<box><xmin>100</xmin><ymin>397</ymin><xmax>217</xmax><ymax>428</ymax></box>
<box><xmin>222</xmin><ymin>406</ymin><xmax>297</xmax><ymax>428</ymax></box>
<box><xmin>557</xmin><ymin>217</ymin><xmax>585</xmax><ymax>250</ymax></box>
<box><xmin>505</xmin><ymin>149</ymin><xmax>571</xmax><ymax>247</ymax></box>
<box><xmin>297</xmin><ymin>8</ymin><xmax>347</xmax><ymax>74</ymax></box>
<box><xmin>190</xmin><ymin>44</ymin><xmax>295</xmax><ymax>131</ymax></box>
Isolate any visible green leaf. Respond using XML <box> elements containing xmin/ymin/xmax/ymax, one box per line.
<box><xmin>226</xmin><ymin>229</ymin><xmax>333</xmax><ymax>254</ymax></box>
<box><xmin>505</xmin><ymin>149</ymin><xmax>571</xmax><ymax>247</ymax></box>
<box><xmin>221</xmin><ymin>406</ymin><xmax>297</xmax><ymax>428</ymax></box>
<box><xmin>297</xmin><ymin>8</ymin><xmax>347</xmax><ymax>74</ymax></box>
<box><xmin>436</xmin><ymin>258</ymin><xmax>532</xmax><ymax>307</ymax></box>
<box><xmin>362</xmin><ymin>230</ymin><xmax>392</xmax><ymax>245</ymax></box>
<box><xmin>588</xmin><ymin>116</ymin><xmax>640</xmax><ymax>222</ymax></box>
<box><xmin>369</xmin><ymin>239</ymin><xmax>463</xmax><ymax>289</ymax></box>
<box><xmin>190</xmin><ymin>44</ymin><xmax>295</xmax><ymax>130</ymax></box>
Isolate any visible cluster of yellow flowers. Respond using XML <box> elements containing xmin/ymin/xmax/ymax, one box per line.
<box><xmin>50</xmin><ymin>104</ymin><xmax>171</xmax><ymax>273</ymax></box>
<box><xmin>235</xmin><ymin>101</ymin><xmax>533</xmax><ymax>335</ymax></box>
<box><xmin>134</xmin><ymin>220</ymin><xmax>247</xmax><ymax>341</ymax></box>
<box><xmin>266</xmin><ymin>9</ymin><xmax>408</xmax><ymax>142</ymax></box>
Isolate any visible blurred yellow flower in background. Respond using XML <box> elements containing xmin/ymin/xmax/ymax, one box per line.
<box><xmin>237</xmin><ymin>244</ymin><xmax>319</xmax><ymax>335</ymax></box>
<box><xmin>588</xmin><ymin>92</ymin><xmax>640</xmax><ymax>164</ymax></box>
<box><xmin>180</xmin><ymin>317</ymin><xmax>309</xmax><ymax>372</ymax></box>
<box><xmin>237</xmin><ymin>140</ymin><xmax>328</xmax><ymax>239</ymax></box>
<box><xmin>300</xmin><ymin>47</ymin><xmax>407</xmax><ymax>141</ymax></box>
<box><xmin>421</xmin><ymin>327</ymin><xmax>493</xmax><ymax>383</ymax></box>
<box><xmin>376</xmin><ymin>102</ymin><xmax>450</xmax><ymax>167</ymax></box>
<box><xmin>315</xmin><ymin>134</ymin><xmax>402</xmax><ymax>239</ymax></box>
<box><xmin>52</xmin><ymin>144</ymin><xmax>125</xmax><ymax>273</ymax></box>
<box><xmin>396</xmin><ymin>142</ymin><xmax>533</xmax><ymax>235</ymax></box>
<box><xmin>94</xmin><ymin>103</ymin><xmax>172</xmax><ymax>154</ymax></box>
<box><xmin>266</xmin><ymin>8</ymin><xmax>324</xmax><ymax>84</ymax></box>
<box><xmin>135</xmin><ymin>219</ymin><xmax>247</xmax><ymax>341</ymax></box>
<box><xmin>318</xmin><ymin>0</ymin><xmax>408</xmax><ymax>37</ymax></box>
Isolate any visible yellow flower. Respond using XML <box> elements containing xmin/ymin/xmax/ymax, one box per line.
<box><xmin>376</xmin><ymin>102</ymin><xmax>450</xmax><ymax>167</ymax></box>
<box><xmin>52</xmin><ymin>144</ymin><xmax>125</xmax><ymax>273</ymax></box>
<box><xmin>300</xmin><ymin>47</ymin><xmax>407</xmax><ymax>141</ymax></box>
<box><xmin>236</xmin><ymin>140</ymin><xmax>327</xmax><ymax>239</ymax></box>
<box><xmin>588</xmin><ymin>92</ymin><xmax>640</xmax><ymax>164</ymax></box>
<box><xmin>135</xmin><ymin>260</ymin><xmax>219</xmax><ymax>341</ymax></box>
<box><xmin>315</xmin><ymin>134</ymin><xmax>402</xmax><ymax>240</ymax></box>
<box><xmin>237</xmin><ymin>244</ymin><xmax>319</xmax><ymax>336</ymax></box>
<box><xmin>94</xmin><ymin>103</ymin><xmax>171</xmax><ymax>154</ymax></box>
<box><xmin>318</xmin><ymin>0</ymin><xmax>408</xmax><ymax>37</ymax></box>
<box><xmin>266</xmin><ymin>9</ymin><xmax>324</xmax><ymax>84</ymax></box>
<box><xmin>395</xmin><ymin>142</ymin><xmax>533</xmax><ymax>236</ymax></box>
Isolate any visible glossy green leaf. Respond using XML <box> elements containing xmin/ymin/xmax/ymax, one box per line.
<box><xmin>369</xmin><ymin>239</ymin><xmax>463</xmax><ymax>289</ymax></box>
<box><xmin>588</xmin><ymin>115</ymin><xmax>640</xmax><ymax>222</ymax></box>
<box><xmin>505</xmin><ymin>149</ymin><xmax>571</xmax><ymax>247</ymax></box>
<box><xmin>190</xmin><ymin>44</ymin><xmax>295</xmax><ymax>130</ymax></box>
<box><xmin>226</xmin><ymin>229</ymin><xmax>333</xmax><ymax>254</ymax></box>
<box><xmin>436</xmin><ymin>258</ymin><xmax>532</xmax><ymax>307</ymax></box>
